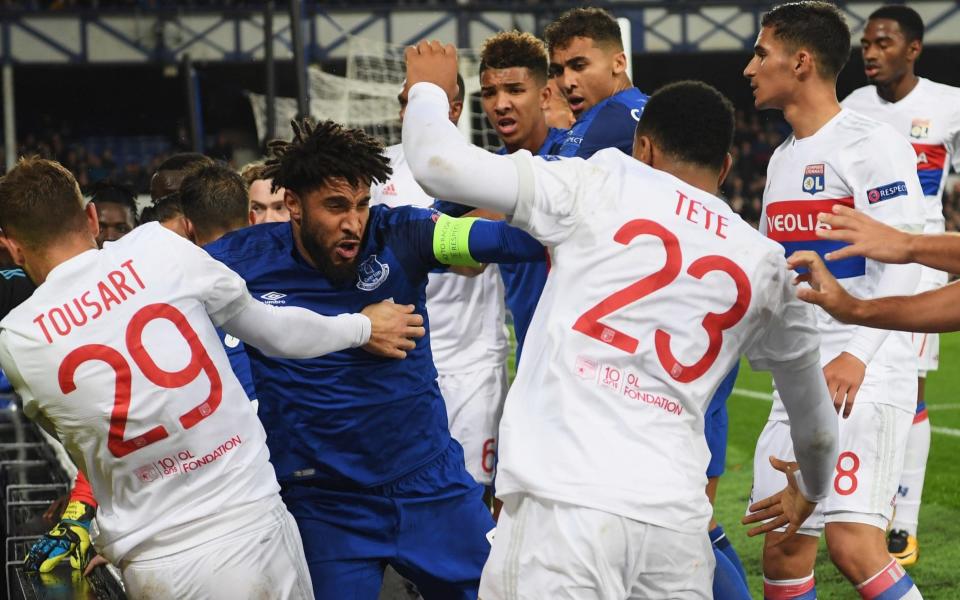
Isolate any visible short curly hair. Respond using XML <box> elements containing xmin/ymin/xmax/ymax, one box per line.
<box><xmin>480</xmin><ymin>31</ymin><xmax>549</xmax><ymax>84</ymax></box>
<box><xmin>263</xmin><ymin>119</ymin><xmax>392</xmax><ymax>197</ymax></box>
<box><xmin>544</xmin><ymin>7</ymin><xmax>623</xmax><ymax>53</ymax></box>
<box><xmin>635</xmin><ymin>81</ymin><xmax>735</xmax><ymax>171</ymax></box>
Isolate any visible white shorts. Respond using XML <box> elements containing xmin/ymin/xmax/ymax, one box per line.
<box><xmin>120</xmin><ymin>499</ymin><xmax>312</xmax><ymax>599</ymax></box>
<box><xmin>912</xmin><ymin>332</ymin><xmax>939</xmax><ymax>376</ymax></box>
<box><xmin>439</xmin><ymin>364</ymin><xmax>507</xmax><ymax>486</ymax></box>
<box><xmin>913</xmin><ymin>266</ymin><xmax>945</xmax><ymax>375</ymax></box>
<box><xmin>480</xmin><ymin>494</ymin><xmax>713</xmax><ymax>600</ymax></box>
<box><xmin>750</xmin><ymin>401</ymin><xmax>912</xmax><ymax>535</ymax></box>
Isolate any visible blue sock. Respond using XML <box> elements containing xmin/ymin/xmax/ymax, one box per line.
<box><xmin>711</xmin><ymin>524</ymin><xmax>748</xmax><ymax>584</ymax></box>
<box><xmin>713</xmin><ymin>546</ymin><xmax>752</xmax><ymax>599</ymax></box>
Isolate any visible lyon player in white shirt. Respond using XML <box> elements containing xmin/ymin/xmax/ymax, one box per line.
<box><xmin>841</xmin><ymin>4</ymin><xmax>960</xmax><ymax>567</ymax></box>
<box><xmin>401</xmin><ymin>41</ymin><xmax>839</xmax><ymax>600</ymax></box>
<box><xmin>745</xmin><ymin>3</ymin><xmax>924</xmax><ymax>599</ymax></box>
<box><xmin>372</xmin><ymin>74</ymin><xmax>511</xmax><ymax>491</ymax></box>
<box><xmin>0</xmin><ymin>157</ymin><xmax>424</xmax><ymax>598</ymax></box>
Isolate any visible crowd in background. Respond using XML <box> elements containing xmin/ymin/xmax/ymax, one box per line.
<box><xmin>3</xmin><ymin>128</ymin><xmax>236</xmax><ymax>195</ymax></box>
<box><xmin>4</xmin><ymin>113</ymin><xmax>959</xmax><ymax>230</ymax></box>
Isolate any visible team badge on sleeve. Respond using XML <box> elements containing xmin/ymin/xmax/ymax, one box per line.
<box><xmin>910</xmin><ymin>118</ymin><xmax>931</xmax><ymax>139</ymax></box>
<box><xmin>867</xmin><ymin>181</ymin><xmax>909</xmax><ymax>204</ymax></box>
<box><xmin>802</xmin><ymin>164</ymin><xmax>825</xmax><ymax>195</ymax></box>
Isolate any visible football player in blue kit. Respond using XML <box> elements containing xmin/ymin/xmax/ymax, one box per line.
<box><xmin>546</xmin><ymin>7</ymin><xmax>649</xmax><ymax>158</ymax></box>
<box><xmin>205</xmin><ymin>119</ymin><xmax>544</xmax><ymax>600</ymax></box>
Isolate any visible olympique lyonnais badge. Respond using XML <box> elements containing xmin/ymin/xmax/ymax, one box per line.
<box><xmin>910</xmin><ymin>118</ymin><xmax>931</xmax><ymax>139</ymax></box>
<box><xmin>802</xmin><ymin>163</ymin><xmax>825</xmax><ymax>195</ymax></box>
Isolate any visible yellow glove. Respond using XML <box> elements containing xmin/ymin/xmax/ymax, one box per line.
<box><xmin>24</xmin><ymin>500</ymin><xmax>95</xmax><ymax>573</ymax></box>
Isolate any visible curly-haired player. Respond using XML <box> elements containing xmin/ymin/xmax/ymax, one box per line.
<box><xmin>206</xmin><ymin>118</ymin><xmax>546</xmax><ymax>599</ymax></box>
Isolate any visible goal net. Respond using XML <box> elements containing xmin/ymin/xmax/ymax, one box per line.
<box><xmin>248</xmin><ymin>35</ymin><xmax>501</xmax><ymax>151</ymax></box>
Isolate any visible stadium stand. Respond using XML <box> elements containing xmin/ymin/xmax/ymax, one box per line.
<box><xmin>0</xmin><ymin>395</ymin><xmax>125</xmax><ymax>599</ymax></box>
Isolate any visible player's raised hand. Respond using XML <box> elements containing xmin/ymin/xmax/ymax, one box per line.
<box><xmin>360</xmin><ymin>301</ymin><xmax>425</xmax><ymax>359</ymax></box>
<box><xmin>742</xmin><ymin>457</ymin><xmax>816</xmax><ymax>544</ymax></box>
<box><xmin>816</xmin><ymin>205</ymin><xmax>914</xmax><ymax>264</ymax></box>
<box><xmin>404</xmin><ymin>40</ymin><xmax>459</xmax><ymax>102</ymax></box>
<box><xmin>787</xmin><ymin>250</ymin><xmax>864</xmax><ymax>323</ymax></box>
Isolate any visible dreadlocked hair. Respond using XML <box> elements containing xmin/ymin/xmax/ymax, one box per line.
<box><xmin>264</xmin><ymin>118</ymin><xmax>392</xmax><ymax>196</ymax></box>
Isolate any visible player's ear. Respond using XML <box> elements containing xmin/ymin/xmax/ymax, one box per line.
<box><xmin>84</xmin><ymin>201</ymin><xmax>100</xmax><ymax>239</ymax></box>
<box><xmin>285</xmin><ymin>190</ymin><xmax>302</xmax><ymax>223</ymax></box>
<box><xmin>611</xmin><ymin>50</ymin><xmax>627</xmax><ymax>76</ymax></box>
<box><xmin>183</xmin><ymin>217</ymin><xmax>198</xmax><ymax>245</ymax></box>
<box><xmin>794</xmin><ymin>49</ymin><xmax>813</xmax><ymax>79</ymax></box>
<box><xmin>632</xmin><ymin>135</ymin><xmax>654</xmax><ymax>166</ymax></box>
<box><xmin>906</xmin><ymin>39</ymin><xmax>922</xmax><ymax>63</ymax></box>
<box><xmin>539</xmin><ymin>82</ymin><xmax>551</xmax><ymax>110</ymax></box>
<box><xmin>718</xmin><ymin>152</ymin><xmax>733</xmax><ymax>188</ymax></box>
<box><xmin>0</xmin><ymin>234</ymin><xmax>25</xmax><ymax>268</ymax></box>
<box><xmin>448</xmin><ymin>100</ymin><xmax>464</xmax><ymax>125</ymax></box>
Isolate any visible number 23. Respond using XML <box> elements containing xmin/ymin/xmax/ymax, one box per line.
<box><xmin>572</xmin><ymin>219</ymin><xmax>751</xmax><ymax>383</ymax></box>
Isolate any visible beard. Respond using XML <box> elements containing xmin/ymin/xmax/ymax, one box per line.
<box><xmin>299</xmin><ymin>219</ymin><xmax>360</xmax><ymax>287</ymax></box>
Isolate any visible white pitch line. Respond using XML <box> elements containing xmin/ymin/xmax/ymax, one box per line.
<box><xmin>731</xmin><ymin>388</ymin><xmax>772</xmax><ymax>402</ymax></box>
<box><xmin>730</xmin><ymin>389</ymin><xmax>960</xmax><ymax>438</ymax></box>
<box><xmin>931</xmin><ymin>426</ymin><xmax>960</xmax><ymax>438</ymax></box>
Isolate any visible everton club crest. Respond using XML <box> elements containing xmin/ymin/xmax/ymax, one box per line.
<box><xmin>802</xmin><ymin>163</ymin><xmax>825</xmax><ymax>195</ymax></box>
<box><xmin>356</xmin><ymin>254</ymin><xmax>390</xmax><ymax>291</ymax></box>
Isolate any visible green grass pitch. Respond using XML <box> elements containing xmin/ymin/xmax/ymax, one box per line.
<box><xmin>506</xmin><ymin>330</ymin><xmax>960</xmax><ymax>598</ymax></box>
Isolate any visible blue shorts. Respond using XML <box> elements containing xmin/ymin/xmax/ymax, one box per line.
<box><xmin>705</xmin><ymin>363</ymin><xmax>739</xmax><ymax>478</ymax></box>
<box><xmin>280</xmin><ymin>439</ymin><xmax>494</xmax><ymax>600</ymax></box>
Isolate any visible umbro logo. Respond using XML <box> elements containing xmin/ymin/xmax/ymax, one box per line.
<box><xmin>0</xmin><ymin>269</ymin><xmax>25</xmax><ymax>280</ymax></box>
<box><xmin>260</xmin><ymin>291</ymin><xmax>287</xmax><ymax>304</ymax></box>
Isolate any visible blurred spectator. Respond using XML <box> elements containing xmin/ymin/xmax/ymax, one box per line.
<box><xmin>241</xmin><ymin>161</ymin><xmax>288</xmax><ymax>225</ymax></box>
<box><xmin>4</xmin><ymin>106</ymin><xmax>955</xmax><ymax>239</ymax></box>
<box><xmin>720</xmin><ymin>109</ymin><xmax>790</xmax><ymax>227</ymax></box>
<box><xmin>88</xmin><ymin>180</ymin><xmax>137</xmax><ymax>247</ymax></box>
<box><xmin>143</xmin><ymin>152</ymin><xmax>216</xmax><ymax>238</ymax></box>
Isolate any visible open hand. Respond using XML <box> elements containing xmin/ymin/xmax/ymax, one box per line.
<box><xmin>360</xmin><ymin>301</ymin><xmax>425</xmax><ymax>359</ymax></box>
<box><xmin>815</xmin><ymin>205</ymin><xmax>913</xmax><ymax>263</ymax></box>
<box><xmin>787</xmin><ymin>250</ymin><xmax>864</xmax><ymax>323</ymax></box>
<box><xmin>742</xmin><ymin>457</ymin><xmax>817</xmax><ymax>545</ymax></box>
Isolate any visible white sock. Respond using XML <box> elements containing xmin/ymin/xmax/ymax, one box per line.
<box><xmin>892</xmin><ymin>410</ymin><xmax>930</xmax><ymax>536</ymax></box>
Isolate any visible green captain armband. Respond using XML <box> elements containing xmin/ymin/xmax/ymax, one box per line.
<box><xmin>433</xmin><ymin>214</ymin><xmax>481</xmax><ymax>267</ymax></box>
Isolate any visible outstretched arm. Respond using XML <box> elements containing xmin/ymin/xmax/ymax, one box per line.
<box><xmin>818</xmin><ymin>205</ymin><xmax>960</xmax><ymax>274</ymax></box>
<box><xmin>790</xmin><ymin>250</ymin><xmax>960</xmax><ymax>333</ymax></box>
<box><xmin>402</xmin><ymin>41</ymin><xmax>521</xmax><ymax>215</ymax></box>
<box><xmin>223</xmin><ymin>297</ymin><xmax>425</xmax><ymax>360</ymax></box>
<box><xmin>742</xmin><ymin>352</ymin><xmax>838</xmax><ymax>539</ymax></box>
<box><xmin>432</xmin><ymin>214</ymin><xmax>545</xmax><ymax>267</ymax></box>
<box><xmin>770</xmin><ymin>354</ymin><xmax>838</xmax><ymax>503</ymax></box>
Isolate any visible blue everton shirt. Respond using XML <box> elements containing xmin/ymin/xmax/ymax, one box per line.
<box><xmin>556</xmin><ymin>87</ymin><xmax>649</xmax><ymax>158</ymax></box>
<box><xmin>217</xmin><ymin>327</ymin><xmax>257</xmax><ymax>400</ymax></box>
<box><xmin>206</xmin><ymin>205</ymin><xmax>541</xmax><ymax>487</ymax></box>
<box><xmin>432</xmin><ymin>128</ymin><xmax>564</xmax><ymax>366</ymax></box>
<box><xmin>497</xmin><ymin>127</ymin><xmax>565</xmax><ymax>363</ymax></box>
